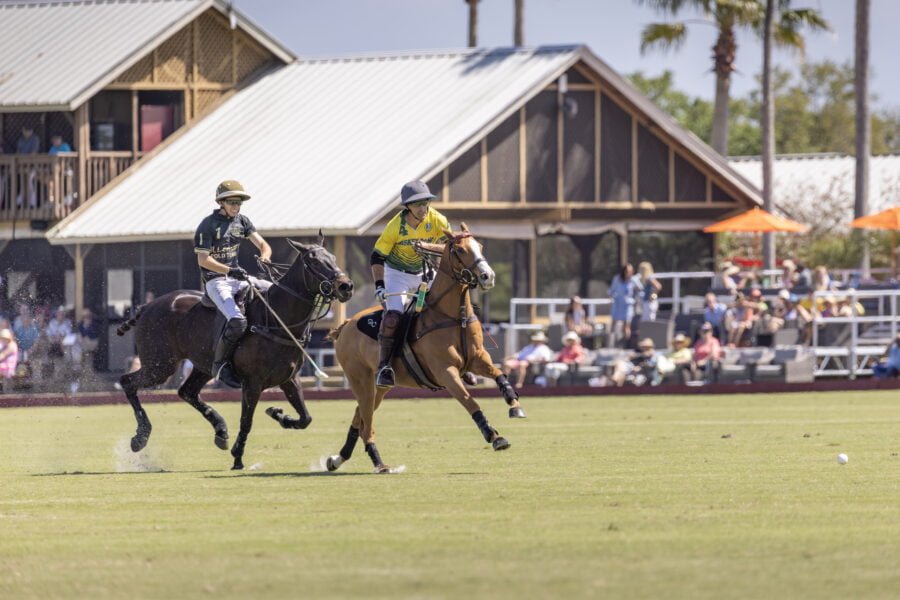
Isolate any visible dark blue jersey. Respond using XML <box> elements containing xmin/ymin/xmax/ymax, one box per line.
<box><xmin>194</xmin><ymin>210</ymin><xmax>256</xmax><ymax>284</ymax></box>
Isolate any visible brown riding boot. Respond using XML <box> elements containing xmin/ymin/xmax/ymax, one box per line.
<box><xmin>376</xmin><ymin>310</ymin><xmax>401</xmax><ymax>388</ymax></box>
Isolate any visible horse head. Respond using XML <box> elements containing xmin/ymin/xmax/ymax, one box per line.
<box><xmin>440</xmin><ymin>222</ymin><xmax>496</xmax><ymax>290</ymax></box>
<box><xmin>284</xmin><ymin>237</ymin><xmax>354</xmax><ymax>303</ymax></box>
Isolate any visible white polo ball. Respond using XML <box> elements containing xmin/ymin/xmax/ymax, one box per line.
<box><xmin>836</xmin><ymin>453</ymin><xmax>849</xmax><ymax>465</ymax></box>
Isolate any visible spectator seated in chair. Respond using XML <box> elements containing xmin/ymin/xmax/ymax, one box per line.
<box><xmin>610</xmin><ymin>337</ymin><xmax>661</xmax><ymax>387</ymax></box>
<box><xmin>0</xmin><ymin>328</ymin><xmax>18</xmax><ymax>387</ymax></box>
<box><xmin>661</xmin><ymin>333</ymin><xmax>695</xmax><ymax>383</ymax></box>
<box><xmin>693</xmin><ymin>322</ymin><xmax>723</xmax><ymax>383</ymax></box>
<box><xmin>544</xmin><ymin>330</ymin><xmax>588</xmax><ymax>385</ymax></box>
<box><xmin>873</xmin><ymin>334</ymin><xmax>900</xmax><ymax>379</ymax></box>
<box><xmin>728</xmin><ymin>287</ymin><xmax>767</xmax><ymax>347</ymax></box>
<box><xmin>502</xmin><ymin>331</ymin><xmax>554</xmax><ymax>389</ymax></box>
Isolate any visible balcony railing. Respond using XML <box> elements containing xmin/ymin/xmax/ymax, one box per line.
<box><xmin>84</xmin><ymin>151</ymin><xmax>137</xmax><ymax>199</ymax></box>
<box><xmin>0</xmin><ymin>152</ymin><xmax>138</xmax><ymax>223</ymax></box>
<box><xmin>0</xmin><ymin>153</ymin><xmax>77</xmax><ymax>222</ymax></box>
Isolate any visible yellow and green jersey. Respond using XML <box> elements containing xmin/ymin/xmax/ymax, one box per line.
<box><xmin>373</xmin><ymin>208</ymin><xmax>450</xmax><ymax>272</ymax></box>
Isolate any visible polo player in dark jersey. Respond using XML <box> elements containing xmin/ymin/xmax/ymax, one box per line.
<box><xmin>194</xmin><ymin>180</ymin><xmax>272</xmax><ymax>388</ymax></box>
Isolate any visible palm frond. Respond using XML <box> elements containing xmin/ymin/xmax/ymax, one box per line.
<box><xmin>634</xmin><ymin>0</ymin><xmax>696</xmax><ymax>17</ymax></box>
<box><xmin>640</xmin><ymin>22</ymin><xmax>688</xmax><ymax>54</ymax></box>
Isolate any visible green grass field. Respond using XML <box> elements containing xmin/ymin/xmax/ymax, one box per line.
<box><xmin>1</xmin><ymin>391</ymin><xmax>899</xmax><ymax>599</ymax></box>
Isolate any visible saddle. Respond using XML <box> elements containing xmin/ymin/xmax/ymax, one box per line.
<box><xmin>358</xmin><ymin>306</ymin><xmax>470</xmax><ymax>392</ymax></box>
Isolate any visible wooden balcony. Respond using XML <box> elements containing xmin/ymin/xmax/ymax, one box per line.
<box><xmin>0</xmin><ymin>152</ymin><xmax>138</xmax><ymax>223</ymax></box>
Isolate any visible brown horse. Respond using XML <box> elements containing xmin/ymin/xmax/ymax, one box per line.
<box><xmin>326</xmin><ymin>224</ymin><xmax>525</xmax><ymax>473</ymax></box>
<box><xmin>116</xmin><ymin>237</ymin><xmax>353</xmax><ymax>469</ymax></box>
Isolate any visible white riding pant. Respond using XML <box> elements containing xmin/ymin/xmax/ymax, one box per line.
<box><xmin>205</xmin><ymin>275</ymin><xmax>272</xmax><ymax>320</ymax></box>
<box><xmin>384</xmin><ymin>265</ymin><xmax>428</xmax><ymax>313</ymax></box>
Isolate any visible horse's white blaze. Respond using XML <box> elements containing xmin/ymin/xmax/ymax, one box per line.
<box><xmin>472</xmin><ymin>244</ymin><xmax>495</xmax><ymax>290</ymax></box>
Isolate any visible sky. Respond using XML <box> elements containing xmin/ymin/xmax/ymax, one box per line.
<box><xmin>237</xmin><ymin>0</ymin><xmax>900</xmax><ymax>111</ymax></box>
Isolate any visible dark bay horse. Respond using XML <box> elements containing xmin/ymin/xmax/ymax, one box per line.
<box><xmin>116</xmin><ymin>237</ymin><xmax>353</xmax><ymax>469</ymax></box>
<box><xmin>326</xmin><ymin>224</ymin><xmax>525</xmax><ymax>473</ymax></box>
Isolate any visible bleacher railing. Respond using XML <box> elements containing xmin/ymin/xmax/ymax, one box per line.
<box><xmin>811</xmin><ymin>289</ymin><xmax>900</xmax><ymax>379</ymax></box>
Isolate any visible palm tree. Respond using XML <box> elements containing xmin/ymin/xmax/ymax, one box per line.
<box><xmin>466</xmin><ymin>0</ymin><xmax>479</xmax><ymax>47</ymax></box>
<box><xmin>761</xmin><ymin>0</ymin><xmax>776</xmax><ymax>270</ymax></box>
<box><xmin>637</xmin><ymin>0</ymin><xmax>828</xmax><ymax>155</ymax></box>
<box><xmin>514</xmin><ymin>0</ymin><xmax>524</xmax><ymax>46</ymax></box>
<box><xmin>855</xmin><ymin>0</ymin><xmax>871</xmax><ymax>274</ymax></box>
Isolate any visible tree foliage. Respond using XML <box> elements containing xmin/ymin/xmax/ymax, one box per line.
<box><xmin>628</xmin><ymin>63</ymin><xmax>900</xmax><ymax>156</ymax></box>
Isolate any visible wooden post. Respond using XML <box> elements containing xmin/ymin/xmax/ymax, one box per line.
<box><xmin>74</xmin><ymin>103</ymin><xmax>89</xmax><ymax>205</ymax></box>
<box><xmin>131</xmin><ymin>90</ymin><xmax>139</xmax><ymax>157</ymax></box>
<box><xmin>64</xmin><ymin>244</ymin><xmax>93</xmax><ymax>316</ymax></box>
<box><xmin>595</xmin><ymin>91</ymin><xmax>601</xmax><ymax>203</ymax></box>
<box><xmin>631</xmin><ymin>117</ymin><xmax>638</xmax><ymax>204</ymax></box>
<box><xmin>519</xmin><ymin>106</ymin><xmax>526</xmax><ymax>203</ymax></box>
<box><xmin>333</xmin><ymin>235</ymin><xmax>347</xmax><ymax>325</ymax></box>
<box><xmin>529</xmin><ymin>237</ymin><xmax>537</xmax><ymax>322</ymax></box>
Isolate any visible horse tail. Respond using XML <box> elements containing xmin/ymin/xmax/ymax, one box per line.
<box><xmin>116</xmin><ymin>305</ymin><xmax>145</xmax><ymax>336</ymax></box>
<box><xmin>326</xmin><ymin>320</ymin><xmax>350</xmax><ymax>342</ymax></box>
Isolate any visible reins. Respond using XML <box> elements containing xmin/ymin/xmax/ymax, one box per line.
<box><xmin>248</xmin><ymin>252</ymin><xmax>342</xmax><ymax>379</ymax></box>
<box><xmin>413</xmin><ymin>235</ymin><xmax>484</xmax><ymax>372</ymax></box>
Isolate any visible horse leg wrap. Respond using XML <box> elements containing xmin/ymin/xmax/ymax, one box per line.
<box><xmin>340</xmin><ymin>426</ymin><xmax>360</xmax><ymax>460</ymax></box>
<box><xmin>471</xmin><ymin>410</ymin><xmax>496</xmax><ymax>443</ymax></box>
<box><xmin>496</xmin><ymin>374</ymin><xmax>519</xmax><ymax>405</ymax></box>
<box><xmin>365</xmin><ymin>442</ymin><xmax>383</xmax><ymax>467</ymax></box>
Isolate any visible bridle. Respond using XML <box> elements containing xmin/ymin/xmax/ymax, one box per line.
<box><xmin>259</xmin><ymin>246</ymin><xmax>346</xmax><ymax>303</ymax></box>
<box><xmin>253</xmin><ymin>245</ymin><xmax>346</xmax><ymax>335</ymax></box>
<box><xmin>425</xmin><ymin>233</ymin><xmax>485</xmax><ymax>290</ymax></box>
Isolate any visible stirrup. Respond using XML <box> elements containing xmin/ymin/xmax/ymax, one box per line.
<box><xmin>214</xmin><ymin>362</ymin><xmax>242</xmax><ymax>389</ymax></box>
<box><xmin>376</xmin><ymin>365</ymin><xmax>395</xmax><ymax>388</ymax></box>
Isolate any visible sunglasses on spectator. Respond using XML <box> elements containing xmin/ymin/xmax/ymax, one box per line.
<box><xmin>222</xmin><ymin>199</ymin><xmax>243</xmax><ymax>206</ymax></box>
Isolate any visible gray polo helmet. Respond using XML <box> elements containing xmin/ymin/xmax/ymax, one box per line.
<box><xmin>400</xmin><ymin>180</ymin><xmax>437</xmax><ymax>206</ymax></box>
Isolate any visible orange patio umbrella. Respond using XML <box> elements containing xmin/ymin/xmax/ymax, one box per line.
<box><xmin>703</xmin><ymin>207</ymin><xmax>808</xmax><ymax>271</ymax></box>
<box><xmin>703</xmin><ymin>207</ymin><xmax>808</xmax><ymax>234</ymax></box>
<box><xmin>851</xmin><ymin>205</ymin><xmax>900</xmax><ymax>276</ymax></box>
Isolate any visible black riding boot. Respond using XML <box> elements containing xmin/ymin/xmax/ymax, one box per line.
<box><xmin>212</xmin><ymin>316</ymin><xmax>247</xmax><ymax>388</ymax></box>
<box><xmin>376</xmin><ymin>310</ymin><xmax>401</xmax><ymax>388</ymax></box>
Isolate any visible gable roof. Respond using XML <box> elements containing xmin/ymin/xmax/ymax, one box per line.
<box><xmin>48</xmin><ymin>45</ymin><xmax>763</xmax><ymax>245</ymax></box>
<box><xmin>0</xmin><ymin>0</ymin><xmax>293</xmax><ymax>112</ymax></box>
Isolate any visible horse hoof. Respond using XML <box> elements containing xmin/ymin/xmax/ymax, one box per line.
<box><xmin>326</xmin><ymin>455</ymin><xmax>343</xmax><ymax>472</ymax></box>
<box><xmin>374</xmin><ymin>464</ymin><xmax>393</xmax><ymax>474</ymax></box>
<box><xmin>214</xmin><ymin>433</ymin><xmax>229</xmax><ymax>450</ymax></box>
<box><xmin>265</xmin><ymin>406</ymin><xmax>283</xmax><ymax>419</ymax></box>
<box><xmin>508</xmin><ymin>407</ymin><xmax>527</xmax><ymax>419</ymax></box>
<box><xmin>130</xmin><ymin>436</ymin><xmax>148</xmax><ymax>453</ymax></box>
<box><xmin>232</xmin><ymin>461</ymin><xmax>244</xmax><ymax>470</ymax></box>
<box><xmin>492</xmin><ymin>437</ymin><xmax>511</xmax><ymax>451</ymax></box>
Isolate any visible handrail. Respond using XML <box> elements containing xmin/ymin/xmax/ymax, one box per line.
<box><xmin>810</xmin><ymin>289</ymin><xmax>899</xmax><ymax>379</ymax></box>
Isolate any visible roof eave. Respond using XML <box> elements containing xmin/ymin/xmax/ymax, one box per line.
<box><xmin>67</xmin><ymin>0</ymin><xmax>295</xmax><ymax>112</ymax></box>
<box><xmin>213</xmin><ymin>0</ymin><xmax>295</xmax><ymax>64</ymax></box>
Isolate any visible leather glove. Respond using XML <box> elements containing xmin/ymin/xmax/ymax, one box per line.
<box><xmin>374</xmin><ymin>280</ymin><xmax>386</xmax><ymax>306</ymax></box>
<box><xmin>228</xmin><ymin>267</ymin><xmax>248</xmax><ymax>281</ymax></box>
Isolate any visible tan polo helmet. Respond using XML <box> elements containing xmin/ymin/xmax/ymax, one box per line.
<box><xmin>215</xmin><ymin>180</ymin><xmax>251</xmax><ymax>202</ymax></box>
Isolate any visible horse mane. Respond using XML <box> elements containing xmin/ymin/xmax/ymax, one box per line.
<box><xmin>116</xmin><ymin>304</ymin><xmax>146</xmax><ymax>336</ymax></box>
<box><xmin>326</xmin><ymin>320</ymin><xmax>350</xmax><ymax>341</ymax></box>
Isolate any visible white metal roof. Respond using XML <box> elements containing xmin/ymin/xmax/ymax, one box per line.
<box><xmin>0</xmin><ymin>0</ymin><xmax>293</xmax><ymax>111</ymax></box>
<box><xmin>729</xmin><ymin>154</ymin><xmax>900</xmax><ymax>228</ymax></box>
<box><xmin>49</xmin><ymin>45</ymin><xmax>764</xmax><ymax>244</ymax></box>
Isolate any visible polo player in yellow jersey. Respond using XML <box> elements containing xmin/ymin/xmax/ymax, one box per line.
<box><xmin>371</xmin><ymin>180</ymin><xmax>450</xmax><ymax>388</ymax></box>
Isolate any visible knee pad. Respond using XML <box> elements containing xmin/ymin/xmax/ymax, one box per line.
<box><xmin>382</xmin><ymin>310</ymin><xmax>401</xmax><ymax>329</ymax></box>
<box><xmin>223</xmin><ymin>316</ymin><xmax>247</xmax><ymax>342</ymax></box>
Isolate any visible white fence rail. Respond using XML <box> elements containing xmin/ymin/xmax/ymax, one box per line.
<box><xmin>811</xmin><ymin>289</ymin><xmax>899</xmax><ymax>378</ymax></box>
